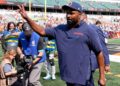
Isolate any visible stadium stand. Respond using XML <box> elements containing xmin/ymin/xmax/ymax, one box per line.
<box><xmin>77</xmin><ymin>1</ymin><xmax>92</xmax><ymax>10</ymax></box>
<box><xmin>101</xmin><ymin>2</ymin><xmax>120</xmax><ymax>10</ymax></box>
<box><xmin>47</xmin><ymin>0</ymin><xmax>56</xmax><ymax>7</ymax></box>
<box><xmin>6</xmin><ymin>0</ymin><xmax>17</xmax><ymax>2</ymax></box>
<box><xmin>32</xmin><ymin>0</ymin><xmax>44</xmax><ymax>5</ymax></box>
<box><xmin>16</xmin><ymin>0</ymin><xmax>25</xmax><ymax>3</ymax></box>
<box><xmin>87</xmin><ymin>1</ymin><xmax>106</xmax><ymax>9</ymax></box>
<box><xmin>2</xmin><ymin>0</ymin><xmax>119</xmax><ymax>11</ymax></box>
<box><xmin>0</xmin><ymin>0</ymin><xmax>120</xmax><ymax>39</ymax></box>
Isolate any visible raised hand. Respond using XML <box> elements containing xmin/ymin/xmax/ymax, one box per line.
<box><xmin>18</xmin><ymin>4</ymin><xmax>28</xmax><ymax>19</ymax></box>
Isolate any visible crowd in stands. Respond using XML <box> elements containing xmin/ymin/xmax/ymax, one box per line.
<box><xmin>101</xmin><ymin>23</ymin><xmax>120</xmax><ymax>38</ymax></box>
<box><xmin>0</xmin><ymin>9</ymin><xmax>120</xmax><ymax>39</ymax></box>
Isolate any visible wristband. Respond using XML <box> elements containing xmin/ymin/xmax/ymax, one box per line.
<box><xmin>37</xmin><ymin>56</ymin><xmax>42</xmax><ymax>58</ymax></box>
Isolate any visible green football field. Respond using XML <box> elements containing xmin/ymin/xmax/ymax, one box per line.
<box><xmin>40</xmin><ymin>61</ymin><xmax>120</xmax><ymax>86</ymax></box>
<box><xmin>108</xmin><ymin>38</ymin><xmax>120</xmax><ymax>44</ymax></box>
<box><xmin>0</xmin><ymin>38</ymin><xmax>120</xmax><ymax>86</ymax></box>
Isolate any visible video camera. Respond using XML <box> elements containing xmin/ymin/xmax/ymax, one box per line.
<box><xmin>16</xmin><ymin>55</ymin><xmax>33</xmax><ymax>74</ymax></box>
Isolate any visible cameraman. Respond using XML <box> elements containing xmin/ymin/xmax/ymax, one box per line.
<box><xmin>17</xmin><ymin>22</ymin><xmax>46</xmax><ymax>86</ymax></box>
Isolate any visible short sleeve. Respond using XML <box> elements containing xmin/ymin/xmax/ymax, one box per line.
<box><xmin>45</xmin><ymin>27</ymin><xmax>56</xmax><ymax>38</ymax></box>
<box><xmin>88</xmin><ymin>27</ymin><xmax>102</xmax><ymax>55</ymax></box>
<box><xmin>3</xmin><ymin>63</ymin><xmax>12</xmax><ymax>73</ymax></box>
<box><xmin>37</xmin><ymin>37</ymin><xmax>44</xmax><ymax>51</ymax></box>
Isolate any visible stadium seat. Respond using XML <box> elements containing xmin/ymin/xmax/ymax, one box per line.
<box><xmin>102</xmin><ymin>2</ymin><xmax>119</xmax><ymax>9</ymax></box>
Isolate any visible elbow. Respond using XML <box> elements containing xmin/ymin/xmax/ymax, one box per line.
<box><xmin>37</xmin><ymin>30</ymin><xmax>46</xmax><ymax>36</ymax></box>
<box><xmin>96</xmin><ymin>51</ymin><xmax>103</xmax><ymax>57</ymax></box>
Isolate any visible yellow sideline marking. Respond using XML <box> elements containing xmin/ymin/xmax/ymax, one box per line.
<box><xmin>114</xmin><ymin>74</ymin><xmax>120</xmax><ymax>77</ymax></box>
<box><xmin>105</xmin><ymin>72</ymin><xmax>120</xmax><ymax>78</ymax></box>
<box><xmin>113</xmin><ymin>52</ymin><xmax>120</xmax><ymax>56</ymax></box>
<box><xmin>106</xmin><ymin>72</ymin><xmax>113</xmax><ymax>75</ymax></box>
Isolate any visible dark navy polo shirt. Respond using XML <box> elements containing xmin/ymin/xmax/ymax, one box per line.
<box><xmin>45</xmin><ymin>21</ymin><xmax>102</xmax><ymax>85</ymax></box>
<box><xmin>89</xmin><ymin>24</ymin><xmax>110</xmax><ymax>70</ymax></box>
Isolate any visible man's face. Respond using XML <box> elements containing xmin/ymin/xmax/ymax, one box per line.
<box><xmin>66</xmin><ymin>10</ymin><xmax>81</xmax><ymax>27</ymax></box>
<box><xmin>23</xmin><ymin>23</ymin><xmax>32</xmax><ymax>38</ymax></box>
<box><xmin>24</xmin><ymin>30</ymin><xmax>32</xmax><ymax>38</ymax></box>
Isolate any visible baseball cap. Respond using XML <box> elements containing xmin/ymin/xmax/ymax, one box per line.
<box><xmin>22</xmin><ymin>22</ymin><xmax>33</xmax><ymax>35</ymax></box>
<box><xmin>22</xmin><ymin>22</ymin><xmax>32</xmax><ymax>31</ymax></box>
<box><xmin>62</xmin><ymin>2</ymin><xmax>83</xmax><ymax>12</ymax></box>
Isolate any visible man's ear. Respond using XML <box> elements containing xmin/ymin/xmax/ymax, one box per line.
<box><xmin>79</xmin><ymin>13</ymin><xmax>83</xmax><ymax>21</ymax></box>
<box><xmin>80</xmin><ymin>12</ymin><xmax>87</xmax><ymax>21</ymax></box>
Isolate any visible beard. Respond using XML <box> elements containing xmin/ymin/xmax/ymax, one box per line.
<box><xmin>67</xmin><ymin>19</ymin><xmax>77</xmax><ymax>27</ymax></box>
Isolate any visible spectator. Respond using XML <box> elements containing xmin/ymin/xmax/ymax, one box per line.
<box><xmin>16</xmin><ymin>22</ymin><xmax>23</xmax><ymax>32</ymax></box>
<box><xmin>43</xmin><ymin>37</ymin><xmax>56</xmax><ymax>80</ymax></box>
<box><xmin>2</xmin><ymin>22</ymin><xmax>19</xmax><ymax>53</ymax></box>
<box><xmin>0</xmin><ymin>49</ymin><xmax>21</xmax><ymax>86</ymax></box>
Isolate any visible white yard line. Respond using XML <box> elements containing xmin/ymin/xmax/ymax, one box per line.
<box><xmin>109</xmin><ymin>55</ymin><xmax>120</xmax><ymax>63</ymax></box>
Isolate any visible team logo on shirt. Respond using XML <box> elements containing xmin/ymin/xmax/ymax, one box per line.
<box><xmin>73</xmin><ymin>32</ymin><xmax>83</xmax><ymax>36</ymax></box>
<box><xmin>32</xmin><ymin>40</ymin><xmax>35</xmax><ymax>46</ymax></box>
<box><xmin>21</xmin><ymin>38</ymin><xmax>25</xmax><ymax>40</ymax></box>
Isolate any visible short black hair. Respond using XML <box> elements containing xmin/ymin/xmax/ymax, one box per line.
<box><xmin>95</xmin><ymin>20</ymin><xmax>101</xmax><ymax>25</ymax></box>
<box><xmin>17</xmin><ymin>22</ymin><xmax>22</xmax><ymax>27</ymax></box>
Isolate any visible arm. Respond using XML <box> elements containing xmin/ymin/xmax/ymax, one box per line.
<box><xmin>103</xmin><ymin>49</ymin><xmax>110</xmax><ymax>72</ymax></box>
<box><xmin>5</xmin><ymin>67</ymin><xmax>17</xmax><ymax>77</ymax></box>
<box><xmin>17</xmin><ymin>47</ymin><xmax>25</xmax><ymax>59</ymax></box>
<box><xmin>97</xmin><ymin>28</ymin><xmax>110</xmax><ymax>72</ymax></box>
<box><xmin>32</xmin><ymin>51</ymin><xmax>44</xmax><ymax>65</ymax></box>
<box><xmin>96</xmin><ymin>51</ymin><xmax>106</xmax><ymax>86</ymax></box>
<box><xmin>3</xmin><ymin>64</ymin><xmax>17</xmax><ymax>77</ymax></box>
<box><xmin>27</xmin><ymin>38</ymin><xmax>44</xmax><ymax>69</ymax></box>
<box><xmin>88</xmin><ymin>26</ymin><xmax>106</xmax><ymax>86</ymax></box>
<box><xmin>17</xmin><ymin>40</ymin><xmax>24</xmax><ymax>59</ymax></box>
<box><xmin>32</xmin><ymin>37</ymin><xmax>44</xmax><ymax>64</ymax></box>
<box><xmin>18</xmin><ymin>5</ymin><xmax>45</xmax><ymax>36</ymax></box>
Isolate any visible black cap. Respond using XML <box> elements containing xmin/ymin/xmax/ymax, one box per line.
<box><xmin>22</xmin><ymin>22</ymin><xmax>33</xmax><ymax>35</ymax></box>
<box><xmin>22</xmin><ymin>22</ymin><xmax>32</xmax><ymax>31</ymax></box>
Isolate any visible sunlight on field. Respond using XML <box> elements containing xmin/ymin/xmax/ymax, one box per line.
<box><xmin>108</xmin><ymin>38</ymin><xmax>120</xmax><ymax>44</ymax></box>
<box><xmin>114</xmin><ymin>74</ymin><xmax>120</xmax><ymax>78</ymax></box>
<box><xmin>0</xmin><ymin>39</ymin><xmax>120</xmax><ymax>86</ymax></box>
<box><xmin>113</xmin><ymin>52</ymin><xmax>120</xmax><ymax>56</ymax></box>
<box><xmin>106</xmin><ymin>72</ymin><xmax>113</xmax><ymax>75</ymax></box>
